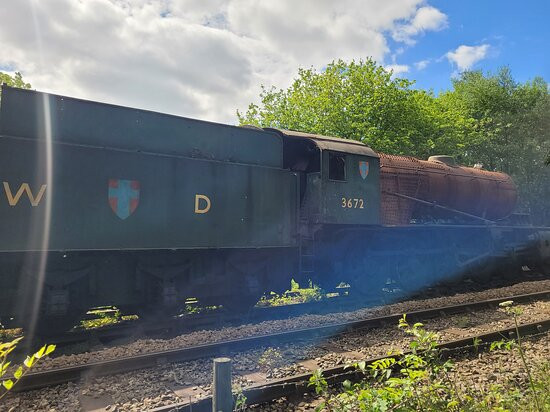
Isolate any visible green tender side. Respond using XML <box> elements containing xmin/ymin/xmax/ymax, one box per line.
<box><xmin>0</xmin><ymin>86</ymin><xmax>282</xmax><ymax>167</ymax></box>
<box><xmin>0</xmin><ymin>87</ymin><xmax>298</xmax><ymax>251</ymax></box>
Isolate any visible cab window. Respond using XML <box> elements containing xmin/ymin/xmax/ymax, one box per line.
<box><xmin>329</xmin><ymin>152</ymin><xmax>346</xmax><ymax>181</ymax></box>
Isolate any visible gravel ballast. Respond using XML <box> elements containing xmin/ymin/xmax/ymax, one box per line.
<box><xmin>2</xmin><ymin>279</ymin><xmax>550</xmax><ymax>411</ymax></box>
<box><xmin>33</xmin><ymin>278</ymin><xmax>550</xmax><ymax>372</ymax></box>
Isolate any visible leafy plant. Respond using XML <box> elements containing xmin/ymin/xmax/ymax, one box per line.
<box><xmin>455</xmin><ymin>315</ymin><xmax>471</xmax><ymax>328</ymax></box>
<box><xmin>80</xmin><ymin>307</ymin><xmax>122</xmax><ymax>329</ymax></box>
<box><xmin>1</xmin><ymin>337</ymin><xmax>55</xmax><ymax>400</ymax></box>
<box><xmin>309</xmin><ymin>315</ymin><xmax>460</xmax><ymax>411</ymax></box>
<box><xmin>232</xmin><ymin>385</ymin><xmax>247</xmax><ymax>411</ymax></box>
<box><xmin>258</xmin><ymin>348</ymin><xmax>283</xmax><ymax>372</ymax></box>
<box><xmin>308</xmin><ymin>311</ymin><xmax>550</xmax><ymax>411</ymax></box>
<box><xmin>79</xmin><ymin>307</ymin><xmax>139</xmax><ymax>330</ymax></box>
<box><xmin>499</xmin><ymin>300</ymin><xmax>542</xmax><ymax>411</ymax></box>
<box><xmin>489</xmin><ymin>339</ymin><xmax>515</xmax><ymax>352</ymax></box>
<box><xmin>257</xmin><ymin>279</ymin><xmax>324</xmax><ymax>307</ymax></box>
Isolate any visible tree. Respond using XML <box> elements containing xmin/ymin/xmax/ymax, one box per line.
<box><xmin>238</xmin><ymin>59</ymin><xmax>476</xmax><ymax>160</ymax></box>
<box><xmin>441</xmin><ymin>68</ymin><xmax>550</xmax><ymax>224</ymax></box>
<box><xmin>0</xmin><ymin>71</ymin><xmax>31</xmax><ymax>103</ymax></box>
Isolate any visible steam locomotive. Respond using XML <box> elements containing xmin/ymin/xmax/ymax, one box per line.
<box><xmin>0</xmin><ymin>85</ymin><xmax>548</xmax><ymax>330</ymax></box>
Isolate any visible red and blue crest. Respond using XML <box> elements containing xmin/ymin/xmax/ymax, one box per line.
<box><xmin>359</xmin><ymin>161</ymin><xmax>369</xmax><ymax>179</ymax></box>
<box><xmin>108</xmin><ymin>179</ymin><xmax>140</xmax><ymax>220</ymax></box>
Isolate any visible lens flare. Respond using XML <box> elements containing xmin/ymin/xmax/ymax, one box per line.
<box><xmin>24</xmin><ymin>0</ymin><xmax>54</xmax><ymax>341</ymax></box>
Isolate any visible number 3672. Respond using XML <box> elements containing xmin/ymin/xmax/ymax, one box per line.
<box><xmin>341</xmin><ymin>197</ymin><xmax>364</xmax><ymax>209</ymax></box>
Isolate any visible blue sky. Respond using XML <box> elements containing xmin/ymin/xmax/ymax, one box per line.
<box><xmin>0</xmin><ymin>1</ymin><xmax>547</xmax><ymax>123</ymax></box>
<box><xmin>397</xmin><ymin>0</ymin><xmax>549</xmax><ymax>93</ymax></box>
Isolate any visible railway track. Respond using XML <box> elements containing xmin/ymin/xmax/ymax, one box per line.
<box><xmin>35</xmin><ymin>294</ymin><xmax>355</xmax><ymax>350</ymax></box>
<box><xmin>13</xmin><ymin>289</ymin><xmax>550</xmax><ymax>393</ymax></box>
<box><xmin>150</xmin><ymin>317</ymin><xmax>550</xmax><ymax>412</ymax></box>
<box><xmin>35</xmin><ymin>270</ymin><xmax>550</xmax><ymax>350</ymax></box>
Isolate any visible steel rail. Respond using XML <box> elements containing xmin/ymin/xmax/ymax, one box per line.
<box><xmin>150</xmin><ymin>317</ymin><xmax>550</xmax><ymax>412</ymax></box>
<box><xmin>14</xmin><ymin>289</ymin><xmax>550</xmax><ymax>393</ymax></box>
<box><xmin>33</xmin><ymin>271</ymin><xmax>549</xmax><ymax>349</ymax></box>
<box><xmin>37</xmin><ymin>294</ymin><xmax>355</xmax><ymax>349</ymax></box>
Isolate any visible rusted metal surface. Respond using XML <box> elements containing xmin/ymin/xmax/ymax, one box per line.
<box><xmin>379</xmin><ymin>154</ymin><xmax>517</xmax><ymax>225</ymax></box>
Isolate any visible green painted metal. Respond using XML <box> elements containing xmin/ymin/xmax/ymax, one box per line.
<box><xmin>0</xmin><ymin>86</ymin><xmax>282</xmax><ymax>167</ymax></box>
<box><xmin>264</xmin><ymin>128</ymin><xmax>381</xmax><ymax>225</ymax></box>
<box><xmin>0</xmin><ymin>87</ymin><xmax>298</xmax><ymax>252</ymax></box>
<box><xmin>320</xmin><ymin>152</ymin><xmax>380</xmax><ymax>224</ymax></box>
<box><xmin>0</xmin><ymin>135</ymin><xmax>298</xmax><ymax>251</ymax></box>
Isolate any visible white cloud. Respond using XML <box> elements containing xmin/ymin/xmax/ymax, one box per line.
<box><xmin>414</xmin><ymin>59</ymin><xmax>430</xmax><ymax>70</ymax></box>
<box><xmin>385</xmin><ymin>64</ymin><xmax>410</xmax><ymax>76</ymax></box>
<box><xmin>446</xmin><ymin>44</ymin><xmax>490</xmax><ymax>71</ymax></box>
<box><xmin>392</xmin><ymin>6</ymin><xmax>448</xmax><ymax>45</ymax></box>
<box><xmin>0</xmin><ymin>0</ymin><xmax>447</xmax><ymax>123</ymax></box>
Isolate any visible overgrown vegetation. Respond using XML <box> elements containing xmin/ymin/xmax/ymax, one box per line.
<box><xmin>239</xmin><ymin>60</ymin><xmax>550</xmax><ymax>224</ymax></box>
<box><xmin>182</xmin><ymin>298</ymin><xmax>220</xmax><ymax>315</ymax></box>
<box><xmin>1</xmin><ymin>338</ymin><xmax>55</xmax><ymax>401</ymax></box>
<box><xmin>233</xmin><ymin>385</ymin><xmax>247</xmax><ymax>411</ymax></box>
<box><xmin>79</xmin><ymin>307</ymin><xmax>138</xmax><ymax>330</ymax></box>
<box><xmin>257</xmin><ymin>279</ymin><xmax>325</xmax><ymax>307</ymax></box>
<box><xmin>308</xmin><ymin>302</ymin><xmax>549</xmax><ymax>411</ymax></box>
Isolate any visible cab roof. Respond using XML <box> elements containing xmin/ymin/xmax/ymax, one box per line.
<box><xmin>266</xmin><ymin>128</ymin><xmax>379</xmax><ymax>158</ymax></box>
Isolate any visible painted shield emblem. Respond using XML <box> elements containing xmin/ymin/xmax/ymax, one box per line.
<box><xmin>108</xmin><ymin>179</ymin><xmax>140</xmax><ymax>220</ymax></box>
<box><xmin>359</xmin><ymin>161</ymin><xmax>369</xmax><ymax>179</ymax></box>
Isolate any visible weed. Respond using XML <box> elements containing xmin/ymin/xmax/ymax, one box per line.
<box><xmin>258</xmin><ymin>348</ymin><xmax>283</xmax><ymax>372</ymax></box>
<box><xmin>455</xmin><ymin>315</ymin><xmax>470</xmax><ymax>328</ymax></box>
<box><xmin>183</xmin><ymin>303</ymin><xmax>218</xmax><ymax>315</ymax></box>
<box><xmin>79</xmin><ymin>307</ymin><xmax>139</xmax><ymax>330</ymax></box>
<box><xmin>257</xmin><ymin>279</ymin><xmax>324</xmax><ymax>307</ymax></box>
<box><xmin>1</xmin><ymin>338</ymin><xmax>55</xmax><ymax>401</ymax></box>
<box><xmin>499</xmin><ymin>300</ymin><xmax>542</xmax><ymax>411</ymax></box>
<box><xmin>80</xmin><ymin>308</ymin><xmax>121</xmax><ymax>329</ymax></box>
<box><xmin>232</xmin><ymin>385</ymin><xmax>247</xmax><ymax>411</ymax></box>
<box><xmin>309</xmin><ymin>310</ymin><xmax>549</xmax><ymax>411</ymax></box>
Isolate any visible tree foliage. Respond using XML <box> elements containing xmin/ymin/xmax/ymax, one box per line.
<box><xmin>439</xmin><ymin>69</ymin><xmax>550</xmax><ymax>223</ymax></box>
<box><xmin>0</xmin><ymin>71</ymin><xmax>31</xmax><ymax>103</ymax></box>
<box><xmin>238</xmin><ymin>60</ymin><xmax>550</xmax><ymax>223</ymax></box>
<box><xmin>238</xmin><ymin>59</ymin><xmax>475</xmax><ymax>160</ymax></box>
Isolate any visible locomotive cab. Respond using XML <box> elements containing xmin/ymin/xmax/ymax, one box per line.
<box><xmin>266</xmin><ymin>129</ymin><xmax>380</xmax><ymax>226</ymax></box>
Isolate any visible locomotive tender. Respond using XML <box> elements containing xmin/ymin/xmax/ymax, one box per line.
<box><xmin>0</xmin><ymin>85</ymin><xmax>549</xmax><ymax>328</ymax></box>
